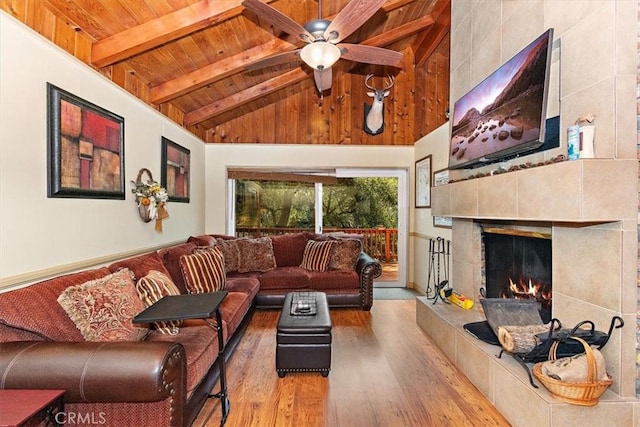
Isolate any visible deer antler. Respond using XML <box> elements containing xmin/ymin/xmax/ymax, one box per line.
<box><xmin>364</xmin><ymin>74</ymin><xmax>395</xmax><ymax>91</ymax></box>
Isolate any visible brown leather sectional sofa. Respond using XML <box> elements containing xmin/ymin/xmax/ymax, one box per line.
<box><xmin>0</xmin><ymin>232</ymin><xmax>381</xmax><ymax>426</ymax></box>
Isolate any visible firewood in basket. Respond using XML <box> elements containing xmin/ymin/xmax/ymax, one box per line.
<box><xmin>498</xmin><ymin>324</ymin><xmax>549</xmax><ymax>353</ymax></box>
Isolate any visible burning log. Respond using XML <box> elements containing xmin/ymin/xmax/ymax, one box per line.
<box><xmin>498</xmin><ymin>324</ymin><xmax>549</xmax><ymax>353</ymax></box>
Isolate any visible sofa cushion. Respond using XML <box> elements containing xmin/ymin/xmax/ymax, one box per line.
<box><xmin>180</xmin><ymin>247</ymin><xmax>226</xmax><ymax>294</ymax></box>
<box><xmin>57</xmin><ymin>268</ymin><xmax>149</xmax><ymax>342</ymax></box>
<box><xmin>215</xmin><ymin>238</ymin><xmax>240</xmax><ymax>273</ymax></box>
<box><xmin>218</xmin><ymin>292</ymin><xmax>253</xmax><ymax>340</ymax></box>
<box><xmin>329</xmin><ymin>238</ymin><xmax>362</xmax><ymax>271</ymax></box>
<box><xmin>187</xmin><ymin>235</ymin><xmax>217</xmax><ymax>246</ymax></box>
<box><xmin>225</xmin><ymin>276</ymin><xmax>261</xmax><ymax>300</ymax></box>
<box><xmin>270</xmin><ymin>232</ymin><xmax>312</xmax><ymax>267</ymax></box>
<box><xmin>0</xmin><ymin>267</ymin><xmax>112</xmax><ymax>342</ymax></box>
<box><xmin>108</xmin><ymin>251</ymin><xmax>172</xmax><ymax>281</ymax></box>
<box><xmin>306</xmin><ymin>270</ymin><xmax>360</xmax><ymax>290</ymax></box>
<box><xmin>136</xmin><ymin>270</ymin><xmax>182</xmax><ymax>335</ymax></box>
<box><xmin>258</xmin><ymin>266</ymin><xmax>310</xmax><ymax>290</ymax></box>
<box><xmin>300</xmin><ymin>240</ymin><xmax>336</xmax><ymax>272</ymax></box>
<box><xmin>236</xmin><ymin>237</ymin><xmax>276</xmax><ymax>273</ymax></box>
<box><xmin>158</xmin><ymin>242</ymin><xmax>198</xmax><ymax>294</ymax></box>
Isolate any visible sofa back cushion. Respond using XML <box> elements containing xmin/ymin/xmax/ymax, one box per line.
<box><xmin>158</xmin><ymin>242</ymin><xmax>198</xmax><ymax>294</ymax></box>
<box><xmin>270</xmin><ymin>232</ymin><xmax>312</xmax><ymax>267</ymax></box>
<box><xmin>0</xmin><ymin>267</ymin><xmax>113</xmax><ymax>342</ymax></box>
<box><xmin>180</xmin><ymin>247</ymin><xmax>226</xmax><ymax>293</ymax></box>
<box><xmin>57</xmin><ymin>268</ymin><xmax>148</xmax><ymax>342</ymax></box>
<box><xmin>187</xmin><ymin>235</ymin><xmax>217</xmax><ymax>246</ymax></box>
<box><xmin>108</xmin><ymin>251</ymin><xmax>172</xmax><ymax>281</ymax></box>
<box><xmin>236</xmin><ymin>237</ymin><xmax>276</xmax><ymax>273</ymax></box>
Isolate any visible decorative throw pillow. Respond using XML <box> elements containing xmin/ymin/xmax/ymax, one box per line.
<box><xmin>215</xmin><ymin>238</ymin><xmax>240</xmax><ymax>273</ymax></box>
<box><xmin>179</xmin><ymin>246</ymin><xmax>226</xmax><ymax>294</ymax></box>
<box><xmin>57</xmin><ymin>268</ymin><xmax>148</xmax><ymax>342</ymax></box>
<box><xmin>328</xmin><ymin>238</ymin><xmax>362</xmax><ymax>271</ymax></box>
<box><xmin>236</xmin><ymin>237</ymin><xmax>277</xmax><ymax>273</ymax></box>
<box><xmin>300</xmin><ymin>240</ymin><xmax>336</xmax><ymax>272</ymax></box>
<box><xmin>136</xmin><ymin>270</ymin><xmax>182</xmax><ymax>335</ymax></box>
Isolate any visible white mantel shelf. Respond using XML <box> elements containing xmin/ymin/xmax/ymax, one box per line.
<box><xmin>431</xmin><ymin>159</ymin><xmax>637</xmax><ymax>223</ymax></box>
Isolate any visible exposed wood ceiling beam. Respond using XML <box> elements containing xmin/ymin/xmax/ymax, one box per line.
<box><xmin>183</xmin><ymin>69</ymin><xmax>309</xmax><ymax>126</ymax></box>
<box><xmin>91</xmin><ymin>0</ymin><xmax>410</xmax><ymax>69</ymax></box>
<box><xmin>91</xmin><ymin>0</ymin><xmax>275</xmax><ymax>68</ymax></box>
<box><xmin>413</xmin><ymin>0</ymin><xmax>450</xmax><ymax>66</ymax></box>
<box><xmin>227</xmin><ymin>169</ymin><xmax>337</xmax><ymax>184</ymax></box>
<box><xmin>150</xmin><ymin>38</ymin><xmax>299</xmax><ymax>104</ymax></box>
<box><xmin>182</xmin><ymin>14</ymin><xmax>437</xmax><ymax>126</ymax></box>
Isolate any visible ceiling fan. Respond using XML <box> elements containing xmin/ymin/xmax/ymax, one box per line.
<box><xmin>242</xmin><ymin>0</ymin><xmax>403</xmax><ymax>93</ymax></box>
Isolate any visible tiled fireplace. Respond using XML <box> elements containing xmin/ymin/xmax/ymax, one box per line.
<box><xmin>417</xmin><ymin>159</ymin><xmax>639</xmax><ymax>426</ymax></box>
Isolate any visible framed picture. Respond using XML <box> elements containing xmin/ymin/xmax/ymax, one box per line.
<box><xmin>161</xmin><ymin>137</ymin><xmax>190</xmax><ymax>203</ymax></box>
<box><xmin>433</xmin><ymin>168</ymin><xmax>449</xmax><ymax>187</ymax></box>
<box><xmin>433</xmin><ymin>215</ymin><xmax>453</xmax><ymax>228</ymax></box>
<box><xmin>415</xmin><ymin>155</ymin><xmax>431</xmax><ymax>208</ymax></box>
<box><xmin>47</xmin><ymin>83</ymin><xmax>125</xmax><ymax>199</ymax></box>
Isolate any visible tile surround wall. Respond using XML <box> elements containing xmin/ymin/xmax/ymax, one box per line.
<box><xmin>419</xmin><ymin>0</ymin><xmax>640</xmax><ymax>420</ymax></box>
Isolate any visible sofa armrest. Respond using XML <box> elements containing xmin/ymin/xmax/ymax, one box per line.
<box><xmin>0</xmin><ymin>341</ymin><xmax>186</xmax><ymax>404</ymax></box>
<box><xmin>356</xmin><ymin>252</ymin><xmax>382</xmax><ymax>311</ymax></box>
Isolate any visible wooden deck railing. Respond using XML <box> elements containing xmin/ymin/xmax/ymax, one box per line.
<box><xmin>235</xmin><ymin>227</ymin><xmax>398</xmax><ymax>262</ymax></box>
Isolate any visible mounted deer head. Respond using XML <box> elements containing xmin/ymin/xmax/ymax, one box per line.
<box><xmin>363</xmin><ymin>74</ymin><xmax>395</xmax><ymax>135</ymax></box>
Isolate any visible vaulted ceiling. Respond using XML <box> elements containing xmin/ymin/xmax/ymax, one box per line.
<box><xmin>2</xmin><ymin>0</ymin><xmax>450</xmax><ymax>145</ymax></box>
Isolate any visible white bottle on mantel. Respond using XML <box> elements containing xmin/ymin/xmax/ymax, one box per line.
<box><xmin>579</xmin><ymin>125</ymin><xmax>595</xmax><ymax>158</ymax></box>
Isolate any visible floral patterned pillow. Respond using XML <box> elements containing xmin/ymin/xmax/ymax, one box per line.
<box><xmin>235</xmin><ymin>237</ymin><xmax>276</xmax><ymax>273</ymax></box>
<box><xmin>328</xmin><ymin>238</ymin><xmax>362</xmax><ymax>271</ymax></box>
<box><xmin>57</xmin><ymin>268</ymin><xmax>148</xmax><ymax>342</ymax></box>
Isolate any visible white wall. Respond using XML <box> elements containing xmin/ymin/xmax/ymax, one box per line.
<box><xmin>412</xmin><ymin>124</ymin><xmax>452</xmax><ymax>294</ymax></box>
<box><xmin>0</xmin><ymin>12</ymin><xmax>206</xmax><ymax>286</ymax></box>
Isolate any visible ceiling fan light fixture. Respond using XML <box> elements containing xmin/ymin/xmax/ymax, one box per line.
<box><xmin>300</xmin><ymin>42</ymin><xmax>341</xmax><ymax>71</ymax></box>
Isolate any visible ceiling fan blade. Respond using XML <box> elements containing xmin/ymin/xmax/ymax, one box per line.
<box><xmin>314</xmin><ymin>68</ymin><xmax>333</xmax><ymax>92</ymax></box>
<box><xmin>323</xmin><ymin>0</ymin><xmax>386</xmax><ymax>44</ymax></box>
<box><xmin>338</xmin><ymin>44</ymin><xmax>403</xmax><ymax>67</ymax></box>
<box><xmin>245</xmin><ymin>49</ymin><xmax>301</xmax><ymax>71</ymax></box>
<box><xmin>242</xmin><ymin>0</ymin><xmax>314</xmax><ymax>42</ymax></box>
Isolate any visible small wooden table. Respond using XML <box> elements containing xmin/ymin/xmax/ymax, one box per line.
<box><xmin>133</xmin><ymin>291</ymin><xmax>229</xmax><ymax>426</ymax></box>
<box><xmin>0</xmin><ymin>389</ymin><xmax>64</xmax><ymax>427</ymax></box>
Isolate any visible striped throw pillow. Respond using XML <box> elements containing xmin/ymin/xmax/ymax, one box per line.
<box><xmin>300</xmin><ymin>240</ymin><xmax>336</xmax><ymax>272</ymax></box>
<box><xmin>136</xmin><ymin>270</ymin><xmax>182</xmax><ymax>335</ymax></box>
<box><xmin>179</xmin><ymin>246</ymin><xmax>226</xmax><ymax>294</ymax></box>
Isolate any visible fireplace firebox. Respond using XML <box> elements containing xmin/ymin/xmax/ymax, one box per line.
<box><xmin>482</xmin><ymin>227</ymin><xmax>552</xmax><ymax>323</ymax></box>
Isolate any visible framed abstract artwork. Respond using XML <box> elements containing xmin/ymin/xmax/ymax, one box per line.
<box><xmin>161</xmin><ymin>137</ymin><xmax>190</xmax><ymax>203</ymax></box>
<box><xmin>415</xmin><ymin>155</ymin><xmax>431</xmax><ymax>208</ymax></box>
<box><xmin>47</xmin><ymin>83</ymin><xmax>125</xmax><ymax>199</ymax></box>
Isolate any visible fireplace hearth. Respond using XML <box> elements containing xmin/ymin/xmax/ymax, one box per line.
<box><xmin>481</xmin><ymin>227</ymin><xmax>552</xmax><ymax>323</ymax></box>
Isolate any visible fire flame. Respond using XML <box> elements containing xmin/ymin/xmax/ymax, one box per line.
<box><xmin>502</xmin><ymin>276</ymin><xmax>552</xmax><ymax>308</ymax></box>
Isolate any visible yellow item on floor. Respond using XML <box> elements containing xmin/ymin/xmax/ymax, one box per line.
<box><xmin>440</xmin><ymin>288</ymin><xmax>474</xmax><ymax>309</ymax></box>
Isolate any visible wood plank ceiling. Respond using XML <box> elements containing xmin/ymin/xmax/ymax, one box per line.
<box><xmin>1</xmin><ymin>0</ymin><xmax>450</xmax><ymax>145</ymax></box>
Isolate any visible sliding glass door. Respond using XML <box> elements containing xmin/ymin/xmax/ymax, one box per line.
<box><xmin>227</xmin><ymin>168</ymin><xmax>407</xmax><ymax>287</ymax></box>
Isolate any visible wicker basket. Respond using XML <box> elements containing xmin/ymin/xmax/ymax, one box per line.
<box><xmin>532</xmin><ymin>336</ymin><xmax>612</xmax><ymax>406</ymax></box>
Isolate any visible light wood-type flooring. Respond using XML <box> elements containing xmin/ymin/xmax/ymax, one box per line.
<box><xmin>194</xmin><ymin>299</ymin><xmax>511</xmax><ymax>426</ymax></box>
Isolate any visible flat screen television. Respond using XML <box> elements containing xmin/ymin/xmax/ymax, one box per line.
<box><xmin>448</xmin><ymin>29</ymin><xmax>555</xmax><ymax>170</ymax></box>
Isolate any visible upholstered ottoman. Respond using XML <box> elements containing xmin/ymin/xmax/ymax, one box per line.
<box><xmin>276</xmin><ymin>292</ymin><xmax>332</xmax><ymax>377</ymax></box>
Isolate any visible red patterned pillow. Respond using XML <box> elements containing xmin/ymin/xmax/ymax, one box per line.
<box><xmin>329</xmin><ymin>238</ymin><xmax>362</xmax><ymax>271</ymax></box>
<box><xmin>215</xmin><ymin>238</ymin><xmax>240</xmax><ymax>273</ymax></box>
<box><xmin>300</xmin><ymin>240</ymin><xmax>336</xmax><ymax>272</ymax></box>
<box><xmin>236</xmin><ymin>237</ymin><xmax>276</xmax><ymax>273</ymax></box>
<box><xmin>136</xmin><ymin>270</ymin><xmax>182</xmax><ymax>335</ymax></box>
<box><xmin>57</xmin><ymin>268</ymin><xmax>148</xmax><ymax>342</ymax></box>
<box><xmin>179</xmin><ymin>246</ymin><xmax>226</xmax><ymax>293</ymax></box>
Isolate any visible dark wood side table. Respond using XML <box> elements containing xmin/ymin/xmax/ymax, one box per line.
<box><xmin>0</xmin><ymin>389</ymin><xmax>65</xmax><ymax>427</ymax></box>
<box><xmin>133</xmin><ymin>291</ymin><xmax>229</xmax><ymax>426</ymax></box>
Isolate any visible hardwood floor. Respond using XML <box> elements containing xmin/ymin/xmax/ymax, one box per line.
<box><xmin>194</xmin><ymin>300</ymin><xmax>511</xmax><ymax>426</ymax></box>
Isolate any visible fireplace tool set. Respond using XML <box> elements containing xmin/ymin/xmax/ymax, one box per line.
<box><xmin>425</xmin><ymin>237</ymin><xmax>450</xmax><ymax>304</ymax></box>
<box><xmin>478</xmin><ymin>298</ymin><xmax>624</xmax><ymax>390</ymax></box>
